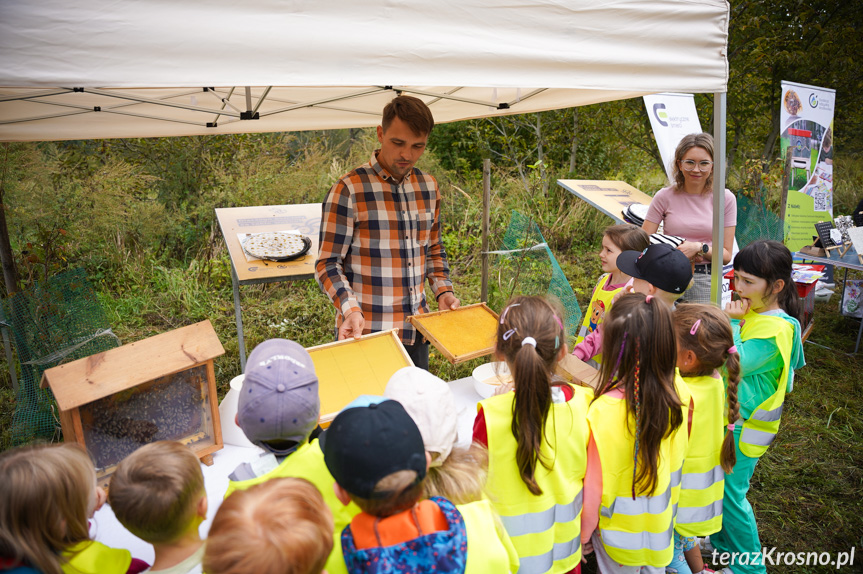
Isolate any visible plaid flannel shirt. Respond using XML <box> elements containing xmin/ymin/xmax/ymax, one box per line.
<box><xmin>315</xmin><ymin>151</ymin><xmax>453</xmax><ymax>345</ymax></box>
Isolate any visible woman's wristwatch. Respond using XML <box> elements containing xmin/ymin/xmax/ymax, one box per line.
<box><xmin>701</xmin><ymin>243</ymin><xmax>709</xmax><ymax>255</ymax></box>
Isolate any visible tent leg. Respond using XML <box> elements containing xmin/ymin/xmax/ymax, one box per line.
<box><xmin>481</xmin><ymin>159</ymin><xmax>490</xmax><ymax>303</ymax></box>
<box><xmin>711</xmin><ymin>91</ymin><xmax>727</xmax><ymax>306</ymax></box>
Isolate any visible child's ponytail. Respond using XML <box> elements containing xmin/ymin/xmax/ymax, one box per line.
<box><xmin>721</xmin><ymin>350</ymin><xmax>741</xmax><ymax>473</ymax></box>
<box><xmin>496</xmin><ymin>296</ymin><xmax>566</xmax><ymax>496</ymax></box>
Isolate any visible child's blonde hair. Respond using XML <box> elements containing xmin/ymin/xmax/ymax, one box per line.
<box><xmin>673</xmin><ymin>304</ymin><xmax>741</xmax><ymax>473</ymax></box>
<box><xmin>108</xmin><ymin>441</ymin><xmax>205</xmax><ymax>544</ymax></box>
<box><xmin>347</xmin><ymin>470</ymin><xmax>425</xmax><ymax>518</ymax></box>
<box><xmin>423</xmin><ymin>443</ymin><xmax>488</xmax><ymax>505</ymax></box>
<box><xmin>203</xmin><ymin>477</ymin><xmax>333</xmax><ymax>574</ymax></box>
<box><xmin>603</xmin><ymin>223</ymin><xmax>649</xmax><ymax>253</ymax></box>
<box><xmin>0</xmin><ymin>443</ymin><xmax>95</xmax><ymax>574</ymax></box>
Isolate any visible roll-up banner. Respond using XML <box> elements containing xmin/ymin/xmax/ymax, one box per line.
<box><xmin>643</xmin><ymin>93</ymin><xmax>703</xmax><ymax>181</ymax></box>
<box><xmin>779</xmin><ymin>81</ymin><xmax>836</xmax><ymax>251</ymax></box>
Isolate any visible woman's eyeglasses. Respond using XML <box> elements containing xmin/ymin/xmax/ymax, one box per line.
<box><xmin>680</xmin><ymin>160</ymin><xmax>713</xmax><ymax>172</ymax></box>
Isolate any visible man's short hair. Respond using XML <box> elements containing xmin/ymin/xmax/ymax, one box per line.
<box><xmin>108</xmin><ymin>441</ymin><xmax>204</xmax><ymax>544</ymax></box>
<box><xmin>382</xmin><ymin>95</ymin><xmax>434</xmax><ymax>136</ymax></box>
<box><xmin>203</xmin><ymin>477</ymin><xmax>333</xmax><ymax>574</ymax></box>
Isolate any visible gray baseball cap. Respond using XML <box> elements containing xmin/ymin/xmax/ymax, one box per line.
<box><xmin>238</xmin><ymin>339</ymin><xmax>320</xmax><ymax>455</ymax></box>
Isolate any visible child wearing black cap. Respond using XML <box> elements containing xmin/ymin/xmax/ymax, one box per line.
<box><xmin>322</xmin><ymin>400</ymin><xmax>519</xmax><ymax>574</ymax></box>
<box><xmin>225</xmin><ymin>338</ymin><xmax>359</xmax><ymax>574</ymax></box>
<box><xmin>575</xmin><ymin>244</ymin><xmax>693</xmax><ymax>365</ymax></box>
<box><xmin>616</xmin><ymin>243</ymin><xmax>693</xmax><ymax>306</ymax></box>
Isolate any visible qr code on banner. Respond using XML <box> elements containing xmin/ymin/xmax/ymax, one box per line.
<box><xmin>813</xmin><ymin>190</ymin><xmax>827</xmax><ymax>212</ymax></box>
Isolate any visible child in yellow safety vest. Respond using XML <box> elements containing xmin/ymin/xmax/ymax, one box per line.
<box><xmin>474</xmin><ymin>295</ymin><xmax>592</xmax><ymax>574</ymax></box>
<box><xmin>705</xmin><ymin>241</ymin><xmax>805</xmax><ymax>574</ymax></box>
<box><xmin>572</xmin><ymin>224</ymin><xmax>649</xmax><ymax>366</ymax></box>
<box><xmin>582</xmin><ymin>293</ymin><xmax>690</xmax><ymax>573</ymax></box>
<box><xmin>0</xmin><ymin>443</ymin><xmax>150</xmax><ymax>574</ymax></box>
<box><xmin>669</xmin><ymin>304</ymin><xmax>743</xmax><ymax>574</ymax></box>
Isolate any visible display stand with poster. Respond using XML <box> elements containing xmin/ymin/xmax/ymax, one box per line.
<box><xmin>779</xmin><ymin>81</ymin><xmax>836</xmax><ymax>251</ymax></box>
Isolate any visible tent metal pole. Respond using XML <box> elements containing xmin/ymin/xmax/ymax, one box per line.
<box><xmin>80</xmin><ymin>87</ymin><xmax>243</xmax><ymax>117</ymax></box>
<box><xmin>261</xmin><ymin>87</ymin><xmax>390</xmax><ymax>116</ymax></box>
<box><xmin>481</xmin><ymin>159</ymin><xmax>490</xmax><ymax>303</ymax></box>
<box><xmin>710</xmin><ymin>91</ymin><xmax>727</xmax><ymax>305</ymax></box>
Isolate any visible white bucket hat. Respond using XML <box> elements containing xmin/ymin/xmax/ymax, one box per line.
<box><xmin>384</xmin><ymin>367</ymin><xmax>458</xmax><ymax>467</ymax></box>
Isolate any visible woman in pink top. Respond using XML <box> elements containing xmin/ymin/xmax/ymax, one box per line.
<box><xmin>643</xmin><ymin>133</ymin><xmax>736</xmax><ymax>303</ymax></box>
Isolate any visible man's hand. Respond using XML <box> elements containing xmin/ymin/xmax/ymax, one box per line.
<box><xmin>724</xmin><ymin>298</ymin><xmax>750</xmax><ymax>320</ymax></box>
<box><xmin>338</xmin><ymin>311</ymin><xmax>364</xmax><ymax>340</ymax></box>
<box><xmin>438</xmin><ymin>292</ymin><xmax>460</xmax><ymax>311</ymax></box>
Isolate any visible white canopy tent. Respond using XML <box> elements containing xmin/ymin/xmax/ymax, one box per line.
<box><xmin>0</xmin><ymin>0</ymin><xmax>730</xmax><ymax>301</ymax></box>
<box><xmin>0</xmin><ymin>0</ymin><xmax>729</xmax><ymax>141</ymax></box>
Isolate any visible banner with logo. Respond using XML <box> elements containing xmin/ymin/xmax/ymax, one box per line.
<box><xmin>643</xmin><ymin>93</ymin><xmax>703</xmax><ymax>181</ymax></box>
<box><xmin>779</xmin><ymin>80</ymin><xmax>836</xmax><ymax>251</ymax></box>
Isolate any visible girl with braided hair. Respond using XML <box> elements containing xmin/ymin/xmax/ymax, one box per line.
<box><xmin>581</xmin><ymin>292</ymin><xmax>689</xmax><ymax>573</ymax></box>
<box><xmin>668</xmin><ymin>304</ymin><xmax>741</xmax><ymax>574</ymax></box>
<box><xmin>473</xmin><ymin>295</ymin><xmax>592</xmax><ymax>574</ymax></box>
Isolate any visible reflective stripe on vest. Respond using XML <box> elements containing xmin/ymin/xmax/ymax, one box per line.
<box><xmin>501</xmin><ymin>489</ymin><xmax>584</xmax><ymax>537</ymax></box>
<box><xmin>600</xmin><ymin>469</ymin><xmax>680</xmax><ymax>519</ymax></box>
<box><xmin>482</xmin><ymin>388</ymin><xmax>591</xmax><ymax>574</ymax></box>
<box><xmin>750</xmin><ymin>403</ymin><xmax>783</xmax><ymax>422</ymax></box>
<box><xmin>738</xmin><ymin>311</ymin><xmax>794</xmax><ymax>458</ymax></box>
<box><xmin>676</xmin><ymin>499</ymin><xmax>724</xmax><ymax>526</ymax></box>
<box><xmin>519</xmin><ymin>536</ymin><xmax>582</xmax><ymax>574</ymax></box>
<box><xmin>600</xmin><ymin>524</ymin><xmax>674</xmax><ymax>554</ymax></box>
<box><xmin>682</xmin><ymin>465</ymin><xmax>724</xmax><ymax>491</ymax></box>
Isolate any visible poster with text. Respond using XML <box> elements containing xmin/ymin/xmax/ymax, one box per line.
<box><xmin>780</xmin><ymin>81</ymin><xmax>836</xmax><ymax>251</ymax></box>
<box><xmin>643</xmin><ymin>93</ymin><xmax>703</xmax><ymax>182</ymax></box>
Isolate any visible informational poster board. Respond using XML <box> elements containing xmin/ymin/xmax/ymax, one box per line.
<box><xmin>779</xmin><ymin>81</ymin><xmax>836</xmax><ymax>251</ymax></box>
<box><xmin>557</xmin><ymin>180</ymin><xmax>655</xmax><ymax>223</ymax></box>
<box><xmin>643</xmin><ymin>93</ymin><xmax>703</xmax><ymax>181</ymax></box>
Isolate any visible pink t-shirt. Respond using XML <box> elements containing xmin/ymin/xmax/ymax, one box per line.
<box><xmin>644</xmin><ymin>185</ymin><xmax>737</xmax><ymax>243</ymax></box>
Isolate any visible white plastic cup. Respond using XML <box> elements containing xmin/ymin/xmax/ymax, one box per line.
<box><xmin>219</xmin><ymin>374</ymin><xmax>256</xmax><ymax>448</ymax></box>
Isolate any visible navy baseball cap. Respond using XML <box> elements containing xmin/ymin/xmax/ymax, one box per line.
<box><xmin>616</xmin><ymin>243</ymin><xmax>693</xmax><ymax>295</ymax></box>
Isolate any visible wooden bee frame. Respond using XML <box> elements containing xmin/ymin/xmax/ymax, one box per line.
<box><xmin>409</xmin><ymin>303</ymin><xmax>500</xmax><ymax>364</ymax></box>
<box><xmin>41</xmin><ymin>321</ymin><xmax>225</xmax><ymax>486</ymax></box>
<box><xmin>307</xmin><ymin>329</ymin><xmax>412</xmax><ymax>426</ymax></box>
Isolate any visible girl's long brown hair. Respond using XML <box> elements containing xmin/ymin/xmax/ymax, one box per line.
<box><xmin>674</xmin><ymin>304</ymin><xmax>741</xmax><ymax>472</ymax></box>
<box><xmin>0</xmin><ymin>443</ymin><xmax>95</xmax><ymax>574</ymax></box>
<box><xmin>496</xmin><ymin>295</ymin><xmax>567</xmax><ymax>495</ymax></box>
<box><xmin>594</xmin><ymin>293</ymin><xmax>683</xmax><ymax>497</ymax></box>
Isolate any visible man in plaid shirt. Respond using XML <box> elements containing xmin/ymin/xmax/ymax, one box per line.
<box><xmin>315</xmin><ymin>96</ymin><xmax>460</xmax><ymax>369</ymax></box>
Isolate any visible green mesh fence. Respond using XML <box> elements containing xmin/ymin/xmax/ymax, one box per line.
<box><xmin>3</xmin><ymin>268</ymin><xmax>119</xmax><ymax>445</ymax></box>
<box><xmin>735</xmin><ymin>193</ymin><xmax>787</xmax><ymax>248</ymax></box>
<box><xmin>488</xmin><ymin>211</ymin><xmax>583</xmax><ymax>340</ymax></box>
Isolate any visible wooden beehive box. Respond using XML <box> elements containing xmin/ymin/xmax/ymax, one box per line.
<box><xmin>41</xmin><ymin>321</ymin><xmax>225</xmax><ymax>486</ymax></box>
<box><xmin>408</xmin><ymin>303</ymin><xmax>499</xmax><ymax>364</ymax></box>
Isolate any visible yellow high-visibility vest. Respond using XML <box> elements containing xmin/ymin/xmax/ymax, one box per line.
<box><xmin>62</xmin><ymin>540</ymin><xmax>130</xmax><ymax>574</ymax></box>
<box><xmin>225</xmin><ymin>439</ymin><xmax>360</xmax><ymax>574</ymax></box>
<box><xmin>676</xmin><ymin>373</ymin><xmax>726</xmax><ymax>537</ymax></box>
<box><xmin>482</xmin><ymin>385</ymin><xmax>592</xmax><ymax>574</ymax></box>
<box><xmin>576</xmin><ymin>274</ymin><xmax>622</xmax><ymax>365</ymax></box>
<box><xmin>737</xmin><ymin>311</ymin><xmax>794</xmax><ymax>458</ymax></box>
<box><xmin>459</xmin><ymin>499</ymin><xmax>521</xmax><ymax>573</ymax></box>
<box><xmin>588</xmin><ymin>381</ymin><xmax>689</xmax><ymax>567</ymax></box>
